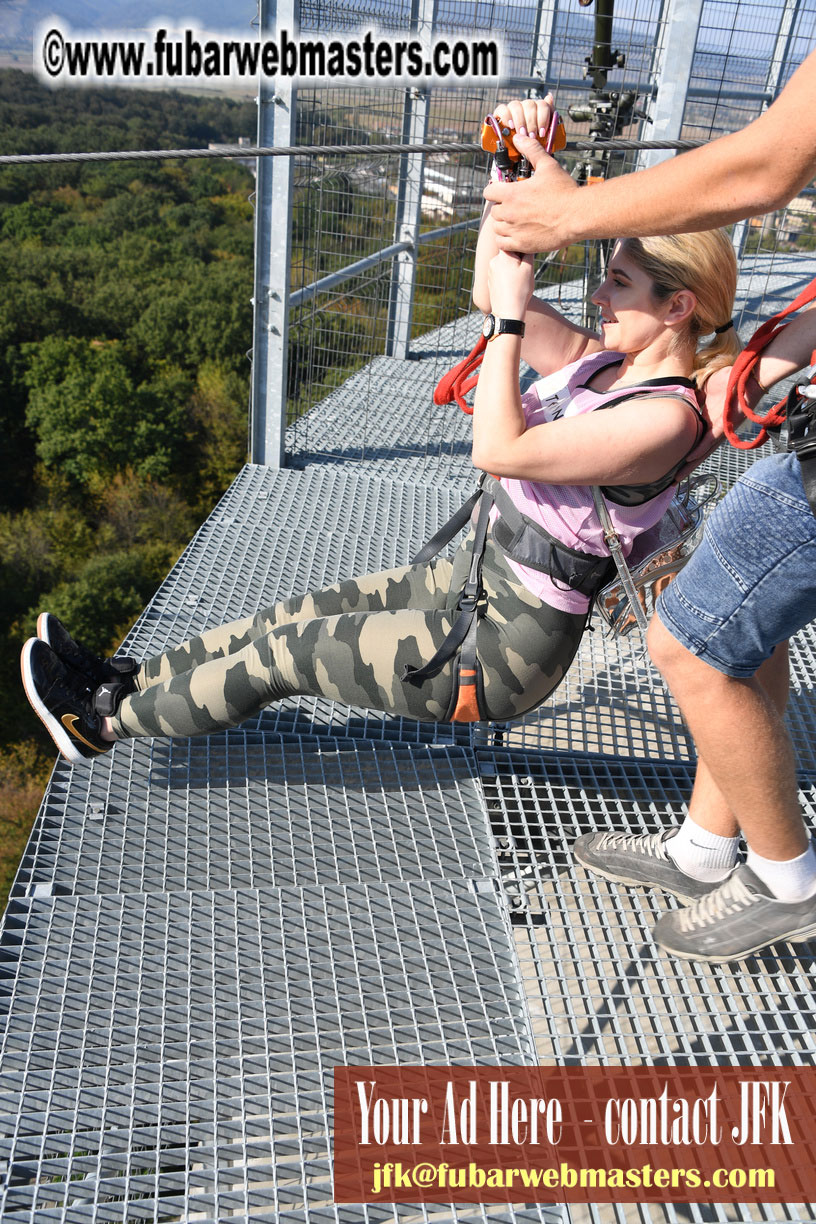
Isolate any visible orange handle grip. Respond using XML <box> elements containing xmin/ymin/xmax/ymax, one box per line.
<box><xmin>480</xmin><ymin>117</ymin><xmax>566</xmax><ymax>160</ymax></box>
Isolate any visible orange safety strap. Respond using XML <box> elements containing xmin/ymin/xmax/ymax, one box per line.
<box><xmin>450</xmin><ymin>666</ymin><xmax>481</xmax><ymax>723</ymax></box>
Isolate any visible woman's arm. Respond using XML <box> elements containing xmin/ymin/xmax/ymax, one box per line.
<box><xmin>485</xmin><ymin>47</ymin><xmax>816</xmax><ymax>253</ymax></box>
<box><xmin>474</xmin><ymin>206</ymin><xmax>599</xmax><ymax>375</ymax></box>
<box><xmin>473</xmin><ymin>374</ymin><xmax>700</xmax><ymax>485</ymax></box>
<box><xmin>675</xmin><ymin>302</ymin><xmax>816</xmax><ymax>478</ymax></box>
<box><xmin>471</xmin><ymin>251</ymin><xmax>699</xmax><ymax>482</ymax></box>
<box><xmin>473</xmin><ymin>98</ymin><xmax>600</xmax><ymax>377</ymax></box>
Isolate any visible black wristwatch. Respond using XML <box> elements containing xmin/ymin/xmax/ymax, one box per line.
<box><xmin>482</xmin><ymin>314</ymin><xmax>525</xmax><ymax>341</ymax></box>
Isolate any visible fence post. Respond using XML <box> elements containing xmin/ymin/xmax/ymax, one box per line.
<box><xmin>250</xmin><ymin>0</ymin><xmax>298</xmax><ymax>467</ymax></box>
<box><xmin>386</xmin><ymin>0</ymin><xmax>438</xmax><ymax>360</ymax></box>
<box><xmin>530</xmin><ymin>0</ymin><xmax>561</xmax><ymax>88</ymax></box>
<box><xmin>638</xmin><ymin>0</ymin><xmax>703</xmax><ymax>171</ymax></box>
<box><xmin>733</xmin><ymin>0</ymin><xmax>805</xmax><ymax>261</ymax></box>
<box><xmin>766</xmin><ymin>0</ymin><xmax>804</xmax><ymax>98</ymax></box>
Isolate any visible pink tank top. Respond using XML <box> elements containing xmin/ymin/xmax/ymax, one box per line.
<box><xmin>492</xmin><ymin>351</ymin><xmax>702</xmax><ymax>614</ymax></box>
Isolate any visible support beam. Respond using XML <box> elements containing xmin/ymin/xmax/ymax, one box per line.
<box><xmin>530</xmin><ymin>0</ymin><xmax>560</xmax><ymax>89</ymax></box>
<box><xmin>250</xmin><ymin>0</ymin><xmax>298</xmax><ymax>468</ymax></box>
<box><xmin>386</xmin><ymin>0</ymin><xmax>438</xmax><ymax>360</ymax></box>
<box><xmin>639</xmin><ymin>0</ymin><xmax>703</xmax><ymax>170</ymax></box>
<box><xmin>766</xmin><ymin>0</ymin><xmax>804</xmax><ymax>100</ymax></box>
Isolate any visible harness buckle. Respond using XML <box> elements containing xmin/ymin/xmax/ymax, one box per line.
<box><xmin>791</xmin><ymin>434</ymin><xmax>816</xmax><ymax>462</ymax></box>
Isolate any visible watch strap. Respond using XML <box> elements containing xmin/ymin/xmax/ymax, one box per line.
<box><xmin>494</xmin><ymin>317</ymin><xmax>525</xmax><ymax>338</ymax></box>
<box><xmin>482</xmin><ymin>314</ymin><xmax>526</xmax><ymax>340</ymax></box>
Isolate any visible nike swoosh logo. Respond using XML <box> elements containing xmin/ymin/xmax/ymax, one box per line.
<box><xmin>61</xmin><ymin>713</ymin><xmax>106</xmax><ymax>753</ymax></box>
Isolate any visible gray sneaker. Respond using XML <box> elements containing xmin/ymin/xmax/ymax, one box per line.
<box><xmin>653</xmin><ymin>864</ymin><xmax>816</xmax><ymax>963</ymax></box>
<box><xmin>573</xmin><ymin>829</ymin><xmax>722</xmax><ymax>903</ymax></box>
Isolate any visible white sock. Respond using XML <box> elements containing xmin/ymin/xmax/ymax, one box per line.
<box><xmin>667</xmin><ymin>815</ymin><xmax>740</xmax><ymax>883</ymax></box>
<box><xmin>746</xmin><ymin>842</ymin><xmax>816</xmax><ymax>902</ymax></box>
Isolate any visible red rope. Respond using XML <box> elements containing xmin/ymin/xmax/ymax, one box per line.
<box><xmin>433</xmin><ymin>334</ymin><xmax>487</xmax><ymax>414</ymax></box>
<box><xmin>724</xmin><ymin>276</ymin><xmax>816</xmax><ymax>449</ymax></box>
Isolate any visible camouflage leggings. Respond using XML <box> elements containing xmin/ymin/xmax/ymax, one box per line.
<box><xmin>110</xmin><ymin>532</ymin><xmax>586</xmax><ymax>740</ymax></box>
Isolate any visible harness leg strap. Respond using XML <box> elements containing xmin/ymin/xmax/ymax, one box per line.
<box><xmin>401</xmin><ymin>488</ymin><xmax>493</xmax><ymax>688</ymax></box>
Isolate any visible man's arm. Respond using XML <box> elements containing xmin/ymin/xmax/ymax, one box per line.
<box><xmin>486</xmin><ymin>47</ymin><xmax>816</xmax><ymax>253</ymax></box>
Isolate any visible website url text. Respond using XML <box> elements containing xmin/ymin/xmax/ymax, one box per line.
<box><xmin>36</xmin><ymin>25</ymin><xmax>502</xmax><ymax>86</ymax></box>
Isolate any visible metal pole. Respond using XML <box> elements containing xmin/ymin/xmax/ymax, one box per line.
<box><xmin>638</xmin><ymin>0</ymin><xmax>703</xmax><ymax>171</ymax></box>
<box><xmin>766</xmin><ymin>0</ymin><xmax>804</xmax><ymax>100</ymax></box>
<box><xmin>530</xmin><ymin>0</ymin><xmax>560</xmax><ymax>89</ymax></box>
<box><xmin>385</xmin><ymin>0</ymin><xmax>438</xmax><ymax>360</ymax></box>
<box><xmin>735</xmin><ymin>0</ymin><xmax>804</xmax><ymax>261</ymax></box>
<box><xmin>250</xmin><ymin>0</ymin><xmax>298</xmax><ymax>468</ymax></box>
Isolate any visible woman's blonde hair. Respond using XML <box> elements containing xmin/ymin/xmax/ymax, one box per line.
<box><xmin>620</xmin><ymin>230</ymin><xmax>741</xmax><ymax>388</ymax></box>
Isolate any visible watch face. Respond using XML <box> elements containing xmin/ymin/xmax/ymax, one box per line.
<box><xmin>482</xmin><ymin>314</ymin><xmax>494</xmax><ymax>339</ymax></box>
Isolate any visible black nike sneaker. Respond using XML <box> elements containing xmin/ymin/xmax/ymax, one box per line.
<box><xmin>37</xmin><ymin>612</ymin><xmax>138</xmax><ymax>692</ymax></box>
<box><xmin>21</xmin><ymin>638</ymin><xmax>112</xmax><ymax>765</ymax></box>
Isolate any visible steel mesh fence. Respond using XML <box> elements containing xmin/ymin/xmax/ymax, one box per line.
<box><xmin>273</xmin><ymin>0</ymin><xmax>816</xmax><ymax>467</ymax></box>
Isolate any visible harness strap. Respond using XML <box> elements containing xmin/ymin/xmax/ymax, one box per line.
<box><xmin>432</xmin><ymin>335</ymin><xmax>487</xmax><ymax>415</ymax></box>
<box><xmin>449</xmin><ymin>616</ymin><xmax>482</xmax><ymax>722</ymax></box>
<box><xmin>484</xmin><ymin>475</ymin><xmax>614</xmax><ymax>593</ymax></box>
<box><xmin>401</xmin><ymin>488</ymin><xmax>493</xmax><ymax>687</ymax></box>
<box><xmin>410</xmin><ymin>484</ymin><xmax>483</xmax><ymax>564</ymax></box>
<box><xmin>591</xmin><ymin>486</ymin><xmax>649</xmax><ymax>634</ymax></box>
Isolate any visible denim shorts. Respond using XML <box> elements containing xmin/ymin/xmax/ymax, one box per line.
<box><xmin>657</xmin><ymin>452</ymin><xmax>816</xmax><ymax>677</ymax></box>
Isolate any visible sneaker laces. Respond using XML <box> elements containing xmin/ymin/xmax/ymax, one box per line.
<box><xmin>594</xmin><ymin>830</ymin><xmax>671</xmax><ymax>860</ymax></box>
<box><xmin>678</xmin><ymin>871</ymin><xmax>755</xmax><ymax>932</ymax></box>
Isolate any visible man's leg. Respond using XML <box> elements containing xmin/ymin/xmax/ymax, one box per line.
<box><xmin>646</xmin><ymin>614</ymin><xmax>816</xmax><ymax>961</ymax></box>
<box><xmin>648</xmin><ymin>619</ymin><xmax>806</xmax><ymax>860</ymax></box>
<box><xmin>577</xmin><ymin>453</ymin><xmax>816</xmax><ymax>958</ymax></box>
<box><xmin>571</xmin><ymin>646</ymin><xmax>790</xmax><ymax>901</ymax></box>
<box><xmin>676</xmin><ymin>641</ymin><xmax>791</xmax><ymax>846</ymax></box>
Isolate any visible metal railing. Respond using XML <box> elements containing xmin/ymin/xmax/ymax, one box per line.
<box><xmin>248</xmin><ymin>0</ymin><xmax>816</xmax><ymax>468</ymax></box>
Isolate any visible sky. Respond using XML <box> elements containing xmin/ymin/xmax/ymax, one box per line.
<box><xmin>1</xmin><ymin>0</ymin><xmax>258</xmax><ymax>52</ymax></box>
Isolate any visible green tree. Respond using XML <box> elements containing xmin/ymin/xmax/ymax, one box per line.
<box><xmin>25</xmin><ymin>336</ymin><xmax>191</xmax><ymax>491</ymax></box>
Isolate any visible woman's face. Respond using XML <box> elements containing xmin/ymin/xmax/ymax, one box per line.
<box><xmin>591</xmin><ymin>241</ymin><xmax>676</xmax><ymax>354</ymax></box>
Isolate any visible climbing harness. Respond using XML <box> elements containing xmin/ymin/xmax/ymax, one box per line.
<box><xmin>401</xmin><ymin>472</ymin><xmax>618</xmax><ymax>722</ymax></box>
<box><xmin>401</xmin><ymin>466</ymin><xmax>719</xmax><ymax>719</ymax></box>
<box><xmin>428</xmin><ymin>343</ymin><xmax>718</xmax><ymax>717</ymax></box>
<box><xmin>593</xmin><ymin>474</ymin><xmax>720</xmax><ymax>636</ymax></box>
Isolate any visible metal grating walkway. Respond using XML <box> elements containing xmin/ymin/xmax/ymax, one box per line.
<box><xmin>3</xmin><ymin>258</ymin><xmax>816</xmax><ymax>1221</ymax></box>
<box><xmin>0</xmin><ymin>881</ymin><xmax>559</xmax><ymax>1223</ymax></box>
<box><xmin>12</xmin><ymin>738</ymin><xmax>493</xmax><ymax>897</ymax></box>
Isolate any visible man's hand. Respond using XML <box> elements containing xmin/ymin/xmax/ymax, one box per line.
<box><xmin>484</xmin><ymin>137</ymin><xmax>579</xmax><ymax>254</ymax></box>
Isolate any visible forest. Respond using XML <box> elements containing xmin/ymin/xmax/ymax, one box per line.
<box><xmin>0</xmin><ymin>71</ymin><xmax>261</xmax><ymax>902</ymax></box>
<box><xmin>0</xmin><ymin>70</ymin><xmax>500</xmax><ymax>906</ymax></box>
